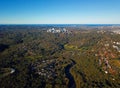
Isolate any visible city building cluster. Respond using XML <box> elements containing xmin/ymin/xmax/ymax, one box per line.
<box><xmin>47</xmin><ymin>28</ymin><xmax>68</xmax><ymax>33</ymax></box>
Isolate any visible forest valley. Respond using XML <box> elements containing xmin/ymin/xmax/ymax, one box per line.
<box><xmin>0</xmin><ymin>25</ymin><xmax>120</xmax><ymax>88</ymax></box>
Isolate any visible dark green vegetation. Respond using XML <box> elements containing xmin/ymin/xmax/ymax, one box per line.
<box><xmin>0</xmin><ymin>25</ymin><xmax>120</xmax><ymax>88</ymax></box>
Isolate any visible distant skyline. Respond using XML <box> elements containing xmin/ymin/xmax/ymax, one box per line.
<box><xmin>0</xmin><ymin>0</ymin><xmax>120</xmax><ymax>24</ymax></box>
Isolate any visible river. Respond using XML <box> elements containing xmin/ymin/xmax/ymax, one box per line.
<box><xmin>65</xmin><ymin>60</ymin><xmax>76</xmax><ymax>88</ymax></box>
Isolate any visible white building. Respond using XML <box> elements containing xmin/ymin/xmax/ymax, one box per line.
<box><xmin>47</xmin><ymin>28</ymin><xmax>68</xmax><ymax>33</ymax></box>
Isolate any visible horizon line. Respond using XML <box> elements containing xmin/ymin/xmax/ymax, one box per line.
<box><xmin>0</xmin><ymin>23</ymin><xmax>120</xmax><ymax>25</ymax></box>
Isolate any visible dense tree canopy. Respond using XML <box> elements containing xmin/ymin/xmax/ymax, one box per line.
<box><xmin>0</xmin><ymin>25</ymin><xmax>120</xmax><ymax>88</ymax></box>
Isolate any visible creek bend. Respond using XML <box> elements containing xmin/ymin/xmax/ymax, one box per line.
<box><xmin>65</xmin><ymin>60</ymin><xmax>76</xmax><ymax>88</ymax></box>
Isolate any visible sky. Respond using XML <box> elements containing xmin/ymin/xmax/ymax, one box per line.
<box><xmin>0</xmin><ymin>0</ymin><xmax>120</xmax><ymax>24</ymax></box>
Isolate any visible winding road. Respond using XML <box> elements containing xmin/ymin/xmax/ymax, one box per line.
<box><xmin>65</xmin><ymin>60</ymin><xmax>76</xmax><ymax>88</ymax></box>
<box><xmin>0</xmin><ymin>68</ymin><xmax>15</xmax><ymax>78</ymax></box>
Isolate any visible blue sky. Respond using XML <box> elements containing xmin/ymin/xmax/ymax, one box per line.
<box><xmin>0</xmin><ymin>0</ymin><xmax>120</xmax><ymax>24</ymax></box>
